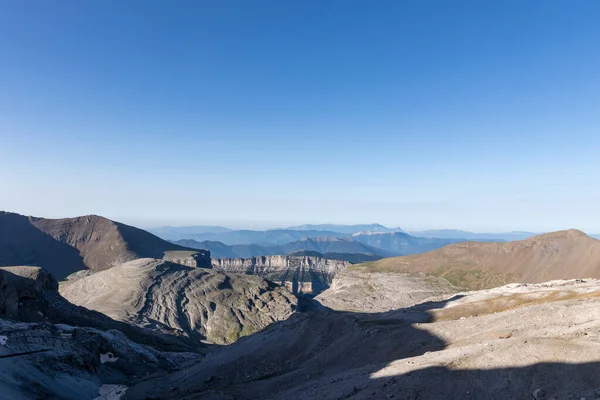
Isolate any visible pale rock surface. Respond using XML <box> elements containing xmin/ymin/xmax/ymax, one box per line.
<box><xmin>0</xmin><ymin>266</ymin><xmax>202</xmax><ymax>400</ymax></box>
<box><xmin>125</xmin><ymin>279</ymin><xmax>600</xmax><ymax>400</ymax></box>
<box><xmin>316</xmin><ymin>268</ymin><xmax>457</xmax><ymax>312</ymax></box>
<box><xmin>60</xmin><ymin>258</ymin><xmax>298</xmax><ymax>344</ymax></box>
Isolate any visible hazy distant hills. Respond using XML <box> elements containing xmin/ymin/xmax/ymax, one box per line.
<box><xmin>283</xmin><ymin>223</ymin><xmax>404</xmax><ymax>234</ymax></box>
<box><xmin>409</xmin><ymin>229</ymin><xmax>537</xmax><ymax>241</ymax></box>
<box><xmin>152</xmin><ymin>223</ymin><xmax>516</xmax><ymax>247</ymax></box>
<box><xmin>352</xmin><ymin>232</ymin><xmax>465</xmax><ymax>254</ymax></box>
<box><xmin>173</xmin><ymin>237</ymin><xmax>392</xmax><ymax>260</ymax></box>
<box><xmin>150</xmin><ymin>225</ymin><xmax>233</xmax><ymax>239</ymax></box>
<box><xmin>278</xmin><ymin>237</ymin><xmax>395</xmax><ymax>256</ymax></box>
<box><xmin>150</xmin><ymin>223</ymin><xmax>403</xmax><ymax>242</ymax></box>
<box><xmin>158</xmin><ymin>229</ymin><xmax>349</xmax><ymax>245</ymax></box>
<box><xmin>165</xmin><ymin>226</ymin><xmax>520</xmax><ymax>259</ymax></box>
<box><xmin>151</xmin><ymin>223</ymin><xmax>600</xmax><ymax>261</ymax></box>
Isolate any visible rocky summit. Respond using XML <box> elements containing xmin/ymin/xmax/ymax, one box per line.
<box><xmin>0</xmin><ymin>212</ymin><xmax>210</xmax><ymax>279</ymax></box>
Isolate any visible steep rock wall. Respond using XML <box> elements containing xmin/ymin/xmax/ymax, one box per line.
<box><xmin>211</xmin><ymin>255</ymin><xmax>350</xmax><ymax>295</ymax></box>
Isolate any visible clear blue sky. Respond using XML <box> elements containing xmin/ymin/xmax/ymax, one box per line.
<box><xmin>1</xmin><ymin>1</ymin><xmax>599</xmax><ymax>232</ymax></box>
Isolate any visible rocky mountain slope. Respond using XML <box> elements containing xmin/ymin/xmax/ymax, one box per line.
<box><xmin>357</xmin><ymin>229</ymin><xmax>600</xmax><ymax>290</ymax></box>
<box><xmin>125</xmin><ymin>279</ymin><xmax>600</xmax><ymax>400</ymax></box>
<box><xmin>212</xmin><ymin>254</ymin><xmax>350</xmax><ymax>295</ymax></box>
<box><xmin>0</xmin><ymin>212</ymin><xmax>209</xmax><ymax>279</ymax></box>
<box><xmin>60</xmin><ymin>258</ymin><xmax>297</xmax><ymax>344</ymax></box>
<box><xmin>0</xmin><ymin>266</ymin><xmax>203</xmax><ymax>400</ymax></box>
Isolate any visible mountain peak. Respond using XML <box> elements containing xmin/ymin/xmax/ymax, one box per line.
<box><xmin>529</xmin><ymin>229</ymin><xmax>588</xmax><ymax>240</ymax></box>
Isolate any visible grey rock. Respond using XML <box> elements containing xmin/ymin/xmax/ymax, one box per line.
<box><xmin>212</xmin><ymin>255</ymin><xmax>349</xmax><ymax>295</ymax></box>
<box><xmin>60</xmin><ymin>258</ymin><xmax>297</xmax><ymax>344</ymax></box>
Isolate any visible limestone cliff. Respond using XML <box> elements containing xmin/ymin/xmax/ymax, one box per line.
<box><xmin>211</xmin><ymin>255</ymin><xmax>350</xmax><ymax>295</ymax></box>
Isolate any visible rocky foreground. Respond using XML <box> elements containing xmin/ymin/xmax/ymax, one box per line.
<box><xmin>126</xmin><ymin>279</ymin><xmax>600</xmax><ymax>400</ymax></box>
<box><xmin>0</xmin><ymin>266</ymin><xmax>203</xmax><ymax>400</ymax></box>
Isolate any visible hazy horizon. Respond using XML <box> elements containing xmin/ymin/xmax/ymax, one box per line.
<box><xmin>2</xmin><ymin>1</ymin><xmax>599</xmax><ymax>232</ymax></box>
<box><xmin>0</xmin><ymin>209</ymin><xmax>586</xmax><ymax>234</ymax></box>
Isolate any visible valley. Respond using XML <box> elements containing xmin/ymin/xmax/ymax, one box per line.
<box><xmin>3</xmin><ymin>213</ymin><xmax>600</xmax><ymax>399</ymax></box>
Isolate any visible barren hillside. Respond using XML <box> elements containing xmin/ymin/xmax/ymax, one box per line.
<box><xmin>354</xmin><ymin>229</ymin><xmax>600</xmax><ymax>290</ymax></box>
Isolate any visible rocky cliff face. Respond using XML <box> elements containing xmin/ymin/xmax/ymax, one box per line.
<box><xmin>211</xmin><ymin>255</ymin><xmax>350</xmax><ymax>295</ymax></box>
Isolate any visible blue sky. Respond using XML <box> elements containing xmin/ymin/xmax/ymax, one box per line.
<box><xmin>1</xmin><ymin>1</ymin><xmax>599</xmax><ymax>232</ymax></box>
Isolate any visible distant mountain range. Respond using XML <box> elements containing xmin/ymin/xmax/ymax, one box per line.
<box><xmin>173</xmin><ymin>237</ymin><xmax>394</xmax><ymax>260</ymax></box>
<box><xmin>150</xmin><ymin>223</ymin><xmax>404</xmax><ymax>242</ymax></box>
<box><xmin>154</xmin><ymin>229</ymin><xmax>349</xmax><ymax>244</ymax></box>
<box><xmin>150</xmin><ymin>225</ymin><xmax>233</xmax><ymax>239</ymax></box>
<box><xmin>150</xmin><ymin>223</ymin><xmax>547</xmax><ymax>245</ymax></box>
<box><xmin>409</xmin><ymin>229</ymin><xmax>538</xmax><ymax>241</ymax></box>
<box><xmin>351</xmin><ymin>232</ymin><xmax>466</xmax><ymax>254</ymax></box>
<box><xmin>282</xmin><ymin>223</ymin><xmax>404</xmax><ymax>234</ymax></box>
<box><xmin>173</xmin><ymin>233</ymin><xmax>470</xmax><ymax>260</ymax></box>
<box><xmin>151</xmin><ymin>223</ymin><xmax>600</xmax><ymax>260</ymax></box>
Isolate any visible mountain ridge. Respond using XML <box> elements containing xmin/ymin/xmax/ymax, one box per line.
<box><xmin>354</xmin><ymin>229</ymin><xmax>600</xmax><ymax>290</ymax></box>
<box><xmin>172</xmin><ymin>237</ymin><xmax>393</xmax><ymax>259</ymax></box>
<box><xmin>0</xmin><ymin>211</ymin><xmax>209</xmax><ymax>279</ymax></box>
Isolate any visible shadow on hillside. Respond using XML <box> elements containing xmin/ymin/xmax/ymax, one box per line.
<box><xmin>124</xmin><ymin>296</ymin><xmax>460</xmax><ymax>399</ymax></box>
<box><xmin>0</xmin><ymin>212</ymin><xmax>86</xmax><ymax>280</ymax></box>
<box><xmin>126</xmin><ymin>292</ymin><xmax>600</xmax><ymax>400</ymax></box>
<box><xmin>361</xmin><ymin>361</ymin><xmax>600</xmax><ymax>400</ymax></box>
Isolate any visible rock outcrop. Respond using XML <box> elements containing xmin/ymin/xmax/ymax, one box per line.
<box><xmin>0</xmin><ymin>211</ymin><xmax>210</xmax><ymax>279</ymax></box>
<box><xmin>60</xmin><ymin>258</ymin><xmax>298</xmax><ymax>344</ymax></box>
<box><xmin>0</xmin><ymin>266</ymin><xmax>199</xmax><ymax>352</ymax></box>
<box><xmin>0</xmin><ymin>266</ymin><xmax>203</xmax><ymax>400</ymax></box>
<box><xmin>211</xmin><ymin>254</ymin><xmax>350</xmax><ymax>295</ymax></box>
<box><xmin>316</xmin><ymin>267</ymin><xmax>457</xmax><ymax>312</ymax></box>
